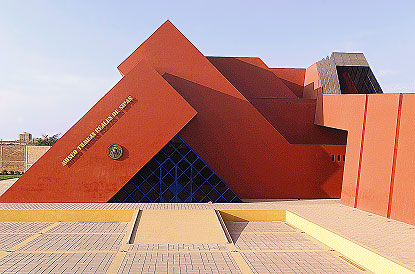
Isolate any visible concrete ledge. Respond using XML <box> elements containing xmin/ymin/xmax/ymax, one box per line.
<box><xmin>0</xmin><ymin>210</ymin><xmax>135</xmax><ymax>222</ymax></box>
<box><xmin>286</xmin><ymin>210</ymin><xmax>415</xmax><ymax>274</ymax></box>
<box><xmin>219</xmin><ymin>209</ymin><xmax>415</xmax><ymax>274</ymax></box>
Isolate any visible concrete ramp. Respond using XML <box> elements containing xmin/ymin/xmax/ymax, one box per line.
<box><xmin>133</xmin><ymin>209</ymin><xmax>227</xmax><ymax>244</ymax></box>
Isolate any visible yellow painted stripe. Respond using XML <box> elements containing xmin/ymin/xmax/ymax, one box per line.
<box><xmin>230</xmin><ymin>231</ymin><xmax>297</xmax><ymax>234</ymax></box>
<box><xmin>8</xmin><ymin>222</ymin><xmax>60</xmax><ymax>252</ymax></box>
<box><xmin>127</xmin><ymin>250</ymin><xmax>229</xmax><ymax>253</ymax></box>
<box><xmin>286</xmin><ymin>210</ymin><xmax>415</xmax><ymax>274</ymax></box>
<box><xmin>12</xmin><ymin>249</ymin><xmax>330</xmax><ymax>254</ymax></box>
<box><xmin>0</xmin><ymin>251</ymin><xmax>8</xmax><ymax>261</ymax></box>
<box><xmin>0</xmin><ymin>210</ymin><xmax>134</xmax><ymax>222</ymax></box>
<box><xmin>15</xmin><ymin>250</ymin><xmax>118</xmax><ymax>254</ymax></box>
<box><xmin>238</xmin><ymin>249</ymin><xmax>328</xmax><ymax>253</ymax></box>
<box><xmin>0</xmin><ymin>232</ymin><xmax>124</xmax><ymax>235</ymax></box>
<box><xmin>226</xmin><ymin>244</ymin><xmax>254</xmax><ymax>274</ymax></box>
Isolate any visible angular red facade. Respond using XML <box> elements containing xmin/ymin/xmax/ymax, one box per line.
<box><xmin>2</xmin><ymin>20</ymin><xmax>413</xmax><ymax>225</ymax></box>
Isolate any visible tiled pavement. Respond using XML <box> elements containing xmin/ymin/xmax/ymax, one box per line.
<box><xmin>0</xmin><ymin>252</ymin><xmax>115</xmax><ymax>273</ymax></box>
<box><xmin>18</xmin><ymin>233</ymin><xmax>124</xmax><ymax>251</ymax></box>
<box><xmin>240</xmin><ymin>251</ymin><xmax>363</xmax><ymax>274</ymax></box>
<box><xmin>0</xmin><ymin>234</ymin><xmax>34</xmax><ymax>250</ymax></box>
<box><xmin>0</xmin><ymin>222</ymin><xmax>52</xmax><ymax>233</ymax></box>
<box><xmin>47</xmin><ymin>222</ymin><xmax>128</xmax><ymax>234</ymax></box>
<box><xmin>118</xmin><ymin>252</ymin><xmax>242</xmax><ymax>274</ymax></box>
<box><xmin>0</xmin><ymin>200</ymin><xmax>412</xmax><ymax>273</ymax></box>
<box><xmin>0</xmin><ymin>220</ymin><xmax>366</xmax><ymax>273</ymax></box>
<box><xmin>0</xmin><ymin>222</ymin><xmax>123</xmax><ymax>273</ymax></box>
<box><xmin>227</xmin><ymin>221</ymin><xmax>364</xmax><ymax>274</ymax></box>
<box><xmin>231</xmin><ymin>231</ymin><xmax>323</xmax><ymax>251</ymax></box>
<box><xmin>0</xmin><ymin>199</ymin><xmax>411</xmax><ymax>268</ymax></box>
<box><xmin>128</xmin><ymin>244</ymin><xmax>228</xmax><ymax>251</ymax></box>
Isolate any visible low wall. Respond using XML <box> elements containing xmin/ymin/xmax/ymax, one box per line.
<box><xmin>0</xmin><ymin>144</ymin><xmax>50</xmax><ymax>173</ymax></box>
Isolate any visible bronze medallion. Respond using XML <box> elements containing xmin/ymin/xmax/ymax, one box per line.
<box><xmin>107</xmin><ymin>144</ymin><xmax>123</xmax><ymax>160</ymax></box>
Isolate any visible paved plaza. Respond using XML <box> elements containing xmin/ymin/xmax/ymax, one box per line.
<box><xmin>0</xmin><ymin>194</ymin><xmax>410</xmax><ymax>273</ymax></box>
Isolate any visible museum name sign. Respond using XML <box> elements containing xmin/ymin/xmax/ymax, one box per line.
<box><xmin>61</xmin><ymin>96</ymin><xmax>134</xmax><ymax>166</ymax></box>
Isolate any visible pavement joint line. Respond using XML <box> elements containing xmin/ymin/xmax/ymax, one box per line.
<box><xmin>0</xmin><ymin>232</ymin><xmax>126</xmax><ymax>235</ymax></box>
<box><xmin>13</xmin><ymin>250</ymin><xmax>119</xmax><ymax>254</ymax></box>
<box><xmin>42</xmin><ymin>232</ymin><xmax>125</xmax><ymax>235</ymax></box>
<box><xmin>8</xmin><ymin>249</ymin><xmax>335</xmax><ymax>254</ymax></box>
<box><xmin>124</xmin><ymin>249</ymin><xmax>335</xmax><ymax>253</ymax></box>
<box><xmin>6</xmin><ymin>222</ymin><xmax>61</xmax><ymax>252</ymax></box>
<box><xmin>293</xmin><ymin>227</ymin><xmax>336</xmax><ymax>252</ymax></box>
<box><xmin>284</xmin><ymin>221</ymin><xmax>299</xmax><ymax>231</ymax></box>
<box><xmin>105</xmin><ymin>210</ymin><xmax>139</xmax><ymax>274</ymax></box>
<box><xmin>226</xmin><ymin>243</ymin><xmax>254</xmax><ymax>274</ymax></box>
<box><xmin>126</xmin><ymin>249</ymin><xmax>230</xmax><ymax>253</ymax></box>
<box><xmin>339</xmin><ymin>255</ymin><xmax>369</xmax><ymax>272</ymax></box>
<box><xmin>0</xmin><ymin>251</ymin><xmax>8</xmax><ymax>261</ymax></box>
<box><xmin>237</xmin><ymin>249</ymin><xmax>331</xmax><ymax>253</ymax></box>
<box><xmin>229</xmin><ymin>231</ymin><xmax>298</xmax><ymax>234</ymax></box>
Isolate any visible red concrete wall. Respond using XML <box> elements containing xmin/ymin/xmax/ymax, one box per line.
<box><xmin>357</xmin><ymin>94</ymin><xmax>400</xmax><ymax>216</ymax></box>
<box><xmin>270</xmin><ymin>68</ymin><xmax>305</xmax><ymax>97</ymax></box>
<box><xmin>303</xmin><ymin>63</ymin><xmax>321</xmax><ymax>99</ymax></box>
<box><xmin>0</xmin><ymin>61</ymin><xmax>197</xmax><ymax>202</ymax></box>
<box><xmin>390</xmin><ymin>93</ymin><xmax>415</xmax><ymax>224</ymax></box>
<box><xmin>117</xmin><ymin>21</ymin><xmax>345</xmax><ymax>199</ymax></box>
<box><xmin>317</xmin><ymin>91</ymin><xmax>415</xmax><ymax>225</ymax></box>
<box><xmin>120</xmin><ymin>20</ymin><xmax>346</xmax><ymax>199</ymax></box>
<box><xmin>208</xmin><ymin>57</ymin><xmax>347</xmax><ymax>145</ymax></box>
<box><xmin>164</xmin><ymin>73</ymin><xmax>345</xmax><ymax>198</ymax></box>
<box><xmin>315</xmin><ymin>94</ymin><xmax>367</xmax><ymax>206</ymax></box>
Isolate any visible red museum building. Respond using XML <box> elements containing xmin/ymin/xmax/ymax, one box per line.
<box><xmin>2</xmin><ymin>21</ymin><xmax>414</xmax><ymax>225</ymax></box>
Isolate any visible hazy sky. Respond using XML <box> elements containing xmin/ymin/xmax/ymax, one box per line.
<box><xmin>1</xmin><ymin>0</ymin><xmax>414</xmax><ymax>140</ymax></box>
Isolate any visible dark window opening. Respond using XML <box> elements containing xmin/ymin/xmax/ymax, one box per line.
<box><xmin>109</xmin><ymin>135</ymin><xmax>242</xmax><ymax>203</ymax></box>
<box><xmin>337</xmin><ymin>66</ymin><xmax>383</xmax><ymax>94</ymax></box>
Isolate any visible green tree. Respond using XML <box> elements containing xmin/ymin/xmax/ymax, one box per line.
<box><xmin>34</xmin><ymin>134</ymin><xmax>61</xmax><ymax>146</ymax></box>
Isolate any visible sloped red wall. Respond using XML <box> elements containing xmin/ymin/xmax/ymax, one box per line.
<box><xmin>0</xmin><ymin>61</ymin><xmax>196</xmax><ymax>202</ymax></box>
<box><xmin>1</xmin><ymin>20</ymin><xmax>346</xmax><ymax>202</ymax></box>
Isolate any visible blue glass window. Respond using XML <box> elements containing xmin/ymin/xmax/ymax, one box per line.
<box><xmin>108</xmin><ymin>136</ymin><xmax>242</xmax><ymax>203</ymax></box>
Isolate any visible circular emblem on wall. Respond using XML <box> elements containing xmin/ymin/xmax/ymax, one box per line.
<box><xmin>107</xmin><ymin>144</ymin><xmax>123</xmax><ymax>160</ymax></box>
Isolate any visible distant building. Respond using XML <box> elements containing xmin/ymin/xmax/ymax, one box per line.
<box><xmin>19</xmin><ymin>132</ymin><xmax>32</xmax><ymax>144</ymax></box>
<box><xmin>0</xmin><ymin>133</ymin><xmax>50</xmax><ymax>173</ymax></box>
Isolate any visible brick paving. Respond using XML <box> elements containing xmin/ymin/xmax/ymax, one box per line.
<box><xmin>128</xmin><ymin>244</ymin><xmax>228</xmax><ymax>251</ymax></box>
<box><xmin>226</xmin><ymin>221</ymin><xmax>295</xmax><ymax>233</ymax></box>
<box><xmin>232</xmin><ymin>232</ymin><xmax>323</xmax><ymax>251</ymax></box>
<box><xmin>0</xmin><ymin>222</ymin><xmax>52</xmax><ymax>233</ymax></box>
<box><xmin>241</xmin><ymin>251</ymin><xmax>363</xmax><ymax>274</ymax></box>
<box><xmin>19</xmin><ymin>233</ymin><xmax>124</xmax><ymax>251</ymax></box>
<box><xmin>0</xmin><ymin>234</ymin><xmax>34</xmax><ymax>251</ymax></box>
<box><xmin>117</xmin><ymin>252</ymin><xmax>242</xmax><ymax>274</ymax></box>
<box><xmin>0</xmin><ymin>200</ymin><xmax>411</xmax><ymax>272</ymax></box>
<box><xmin>0</xmin><ymin>252</ymin><xmax>115</xmax><ymax>273</ymax></box>
<box><xmin>47</xmin><ymin>222</ymin><xmax>128</xmax><ymax>234</ymax></box>
<box><xmin>227</xmin><ymin>221</ymin><xmax>364</xmax><ymax>274</ymax></box>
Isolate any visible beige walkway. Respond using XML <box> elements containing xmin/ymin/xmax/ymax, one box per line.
<box><xmin>134</xmin><ymin>209</ymin><xmax>227</xmax><ymax>244</ymax></box>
